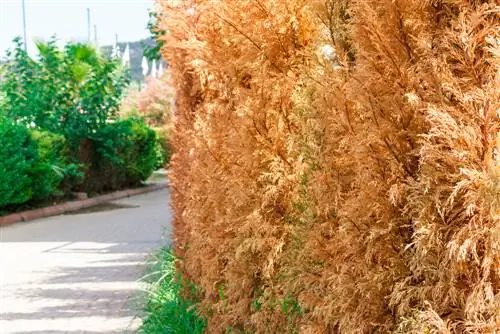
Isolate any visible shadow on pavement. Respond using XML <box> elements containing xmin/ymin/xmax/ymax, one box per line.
<box><xmin>0</xmin><ymin>189</ymin><xmax>170</xmax><ymax>333</ymax></box>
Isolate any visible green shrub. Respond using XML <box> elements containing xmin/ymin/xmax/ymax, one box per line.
<box><xmin>139</xmin><ymin>248</ymin><xmax>206</xmax><ymax>334</ymax></box>
<box><xmin>0</xmin><ymin>122</ymin><xmax>83</xmax><ymax>210</ymax></box>
<box><xmin>153</xmin><ymin>127</ymin><xmax>172</xmax><ymax>169</ymax></box>
<box><xmin>1</xmin><ymin>38</ymin><xmax>130</xmax><ymax>146</ymax></box>
<box><xmin>90</xmin><ymin>117</ymin><xmax>159</xmax><ymax>191</ymax></box>
<box><xmin>0</xmin><ymin>121</ymin><xmax>38</xmax><ymax>208</ymax></box>
<box><xmin>126</xmin><ymin>119</ymin><xmax>159</xmax><ymax>183</ymax></box>
<box><xmin>30</xmin><ymin>131</ymin><xmax>83</xmax><ymax>199</ymax></box>
<box><xmin>29</xmin><ymin>131</ymin><xmax>65</xmax><ymax>200</ymax></box>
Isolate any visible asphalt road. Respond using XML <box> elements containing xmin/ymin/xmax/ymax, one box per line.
<box><xmin>0</xmin><ymin>188</ymin><xmax>171</xmax><ymax>334</ymax></box>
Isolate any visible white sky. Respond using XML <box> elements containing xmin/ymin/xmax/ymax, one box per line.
<box><xmin>0</xmin><ymin>0</ymin><xmax>155</xmax><ymax>56</ymax></box>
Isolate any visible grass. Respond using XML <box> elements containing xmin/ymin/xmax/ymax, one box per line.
<box><xmin>138</xmin><ymin>247</ymin><xmax>206</xmax><ymax>334</ymax></box>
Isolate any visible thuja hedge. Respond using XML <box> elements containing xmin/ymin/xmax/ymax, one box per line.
<box><xmin>160</xmin><ymin>0</ymin><xmax>499</xmax><ymax>332</ymax></box>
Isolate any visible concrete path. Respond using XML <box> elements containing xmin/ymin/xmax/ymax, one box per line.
<box><xmin>0</xmin><ymin>189</ymin><xmax>171</xmax><ymax>334</ymax></box>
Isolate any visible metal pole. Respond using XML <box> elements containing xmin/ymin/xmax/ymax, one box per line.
<box><xmin>87</xmin><ymin>8</ymin><xmax>91</xmax><ymax>42</ymax></box>
<box><xmin>94</xmin><ymin>25</ymin><xmax>98</xmax><ymax>46</ymax></box>
<box><xmin>22</xmin><ymin>0</ymin><xmax>27</xmax><ymax>51</ymax></box>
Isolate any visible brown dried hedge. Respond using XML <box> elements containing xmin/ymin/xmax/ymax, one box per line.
<box><xmin>158</xmin><ymin>0</ymin><xmax>499</xmax><ymax>332</ymax></box>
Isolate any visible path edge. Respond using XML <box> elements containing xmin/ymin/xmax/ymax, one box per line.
<box><xmin>0</xmin><ymin>182</ymin><xmax>168</xmax><ymax>227</ymax></box>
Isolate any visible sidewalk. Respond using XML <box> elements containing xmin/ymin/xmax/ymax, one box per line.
<box><xmin>0</xmin><ymin>188</ymin><xmax>171</xmax><ymax>334</ymax></box>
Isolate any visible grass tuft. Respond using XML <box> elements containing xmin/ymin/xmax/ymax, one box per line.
<box><xmin>139</xmin><ymin>247</ymin><xmax>206</xmax><ymax>334</ymax></box>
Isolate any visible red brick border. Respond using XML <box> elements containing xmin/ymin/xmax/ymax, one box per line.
<box><xmin>0</xmin><ymin>213</ymin><xmax>23</xmax><ymax>226</ymax></box>
<box><xmin>0</xmin><ymin>182</ymin><xmax>168</xmax><ymax>228</ymax></box>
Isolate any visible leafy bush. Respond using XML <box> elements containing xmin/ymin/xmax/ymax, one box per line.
<box><xmin>0</xmin><ymin>121</ymin><xmax>39</xmax><ymax>208</ymax></box>
<box><xmin>0</xmin><ymin>122</ymin><xmax>81</xmax><ymax>210</ymax></box>
<box><xmin>0</xmin><ymin>38</ymin><xmax>158</xmax><ymax>199</ymax></box>
<box><xmin>126</xmin><ymin>119</ymin><xmax>159</xmax><ymax>183</ymax></box>
<box><xmin>139</xmin><ymin>248</ymin><xmax>206</xmax><ymax>334</ymax></box>
<box><xmin>0</xmin><ymin>39</ymin><xmax>164</xmax><ymax>209</ymax></box>
<box><xmin>153</xmin><ymin>127</ymin><xmax>172</xmax><ymax>168</ymax></box>
<box><xmin>30</xmin><ymin>131</ymin><xmax>83</xmax><ymax>199</ymax></box>
<box><xmin>90</xmin><ymin>117</ymin><xmax>159</xmax><ymax>192</ymax></box>
<box><xmin>1</xmin><ymin>38</ymin><xmax>130</xmax><ymax>145</ymax></box>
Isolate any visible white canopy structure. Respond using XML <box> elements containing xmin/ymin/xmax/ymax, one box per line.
<box><xmin>151</xmin><ymin>59</ymin><xmax>157</xmax><ymax>78</ymax></box>
<box><xmin>121</xmin><ymin>44</ymin><xmax>130</xmax><ymax>66</ymax></box>
<box><xmin>141</xmin><ymin>56</ymin><xmax>149</xmax><ymax>76</ymax></box>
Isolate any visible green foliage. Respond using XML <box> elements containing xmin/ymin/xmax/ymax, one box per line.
<box><xmin>153</xmin><ymin>127</ymin><xmax>172</xmax><ymax>169</ymax></box>
<box><xmin>30</xmin><ymin>131</ymin><xmax>83</xmax><ymax>199</ymax></box>
<box><xmin>1</xmin><ymin>38</ymin><xmax>130</xmax><ymax>145</ymax></box>
<box><xmin>0</xmin><ymin>121</ymin><xmax>83</xmax><ymax>209</ymax></box>
<box><xmin>0</xmin><ymin>38</ymin><xmax>160</xmax><ymax>208</ymax></box>
<box><xmin>139</xmin><ymin>248</ymin><xmax>206</xmax><ymax>334</ymax></box>
<box><xmin>0</xmin><ymin>121</ymin><xmax>38</xmax><ymax>207</ymax></box>
<box><xmin>143</xmin><ymin>11</ymin><xmax>166</xmax><ymax>61</ymax></box>
<box><xmin>92</xmin><ymin>118</ymin><xmax>159</xmax><ymax>190</ymax></box>
<box><xmin>279</xmin><ymin>295</ymin><xmax>303</xmax><ymax>328</ymax></box>
<box><xmin>126</xmin><ymin>119</ymin><xmax>159</xmax><ymax>182</ymax></box>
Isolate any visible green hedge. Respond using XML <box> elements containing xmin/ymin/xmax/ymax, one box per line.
<box><xmin>0</xmin><ymin>40</ymin><xmax>162</xmax><ymax>211</ymax></box>
<box><xmin>153</xmin><ymin>127</ymin><xmax>172</xmax><ymax>169</ymax></box>
<box><xmin>126</xmin><ymin>119</ymin><xmax>159</xmax><ymax>183</ymax></box>
<box><xmin>30</xmin><ymin>131</ymin><xmax>83</xmax><ymax>199</ymax></box>
<box><xmin>0</xmin><ymin>118</ymin><xmax>160</xmax><ymax>208</ymax></box>
<box><xmin>0</xmin><ymin>121</ymin><xmax>39</xmax><ymax>207</ymax></box>
<box><xmin>0</xmin><ymin>121</ymin><xmax>83</xmax><ymax>210</ymax></box>
<box><xmin>83</xmin><ymin>117</ymin><xmax>160</xmax><ymax>192</ymax></box>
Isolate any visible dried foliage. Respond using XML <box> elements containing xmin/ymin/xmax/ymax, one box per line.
<box><xmin>158</xmin><ymin>0</ymin><xmax>499</xmax><ymax>332</ymax></box>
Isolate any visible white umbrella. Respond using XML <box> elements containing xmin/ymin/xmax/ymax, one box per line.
<box><xmin>121</xmin><ymin>43</ymin><xmax>130</xmax><ymax>66</ymax></box>
<box><xmin>141</xmin><ymin>56</ymin><xmax>149</xmax><ymax>76</ymax></box>
<box><xmin>151</xmin><ymin>59</ymin><xmax>158</xmax><ymax>78</ymax></box>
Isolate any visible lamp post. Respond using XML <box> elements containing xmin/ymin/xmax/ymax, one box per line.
<box><xmin>22</xmin><ymin>0</ymin><xmax>27</xmax><ymax>51</ymax></box>
<box><xmin>94</xmin><ymin>24</ymin><xmax>98</xmax><ymax>46</ymax></box>
<box><xmin>87</xmin><ymin>8</ymin><xmax>91</xmax><ymax>42</ymax></box>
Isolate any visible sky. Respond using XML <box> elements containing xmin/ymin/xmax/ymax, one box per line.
<box><xmin>0</xmin><ymin>0</ymin><xmax>155</xmax><ymax>56</ymax></box>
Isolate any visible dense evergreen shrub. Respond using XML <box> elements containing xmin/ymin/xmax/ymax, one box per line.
<box><xmin>0</xmin><ymin>123</ymin><xmax>81</xmax><ymax>210</ymax></box>
<box><xmin>30</xmin><ymin>131</ymin><xmax>83</xmax><ymax>199</ymax></box>
<box><xmin>153</xmin><ymin>127</ymin><xmax>172</xmax><ymax>168</ymax></box>
<box><xmin>0</xmin><ymin>121</ymin><xmax>38</xmax><ymax>208</ymax></box>
<box><xmin>89</xmin><ymin>118</ymin><xmax>159</xmax><ymax>192</ymax></box>
<box><xmin>0</xmin><ymin>39</ymin><xmax>163</xmax><ymax>210</ymax></box>
<box><xmin>126</xmin><ymin>119</ymin><xmax>159</xmax><ymax>183</ymax></box>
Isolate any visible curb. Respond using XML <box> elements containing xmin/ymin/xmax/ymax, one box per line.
<box><xmin>0</xmin><ymin>182</ymin><xmax>168</xmax><ymax>228</ymax></box>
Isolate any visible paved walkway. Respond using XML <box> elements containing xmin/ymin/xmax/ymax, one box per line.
<box><xmin>0</xmin><ymin>189</ymin><xmax>171</xmax><ymax>334</ymax></box>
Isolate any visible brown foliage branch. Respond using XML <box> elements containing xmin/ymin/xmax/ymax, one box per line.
<box><xmin>158</xmin><ymin>0</ymin><xmax>499</xmax><ymax>332</ymax></box>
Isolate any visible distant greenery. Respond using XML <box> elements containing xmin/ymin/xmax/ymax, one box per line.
<box><xmin>154</xmin><ymin>127</ymin><xmax>172</xmax><ymax>169</ymax></box>
<box><xmin>0</xmin><ymin>39</ymin><xmax>163</xmax><ymax>210</ymax></box>
<box><xmin>1</xmin><ymin>38</ymin><xmax>129</xmax><ymax>145</ymax></box>
<box><xmin>143</xmin><ymin>11</ymin><xmax>166</xmax><ymax>61</ymax></box>
<box><xmin>92</xmin><ymin>117</ymin><xmax>161</xmax><ymax>190</ymax></box>
<box><xmin>139</xmin><ymin>248</ymin><xmax>206</xmax><ymax>334</ymax></box>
